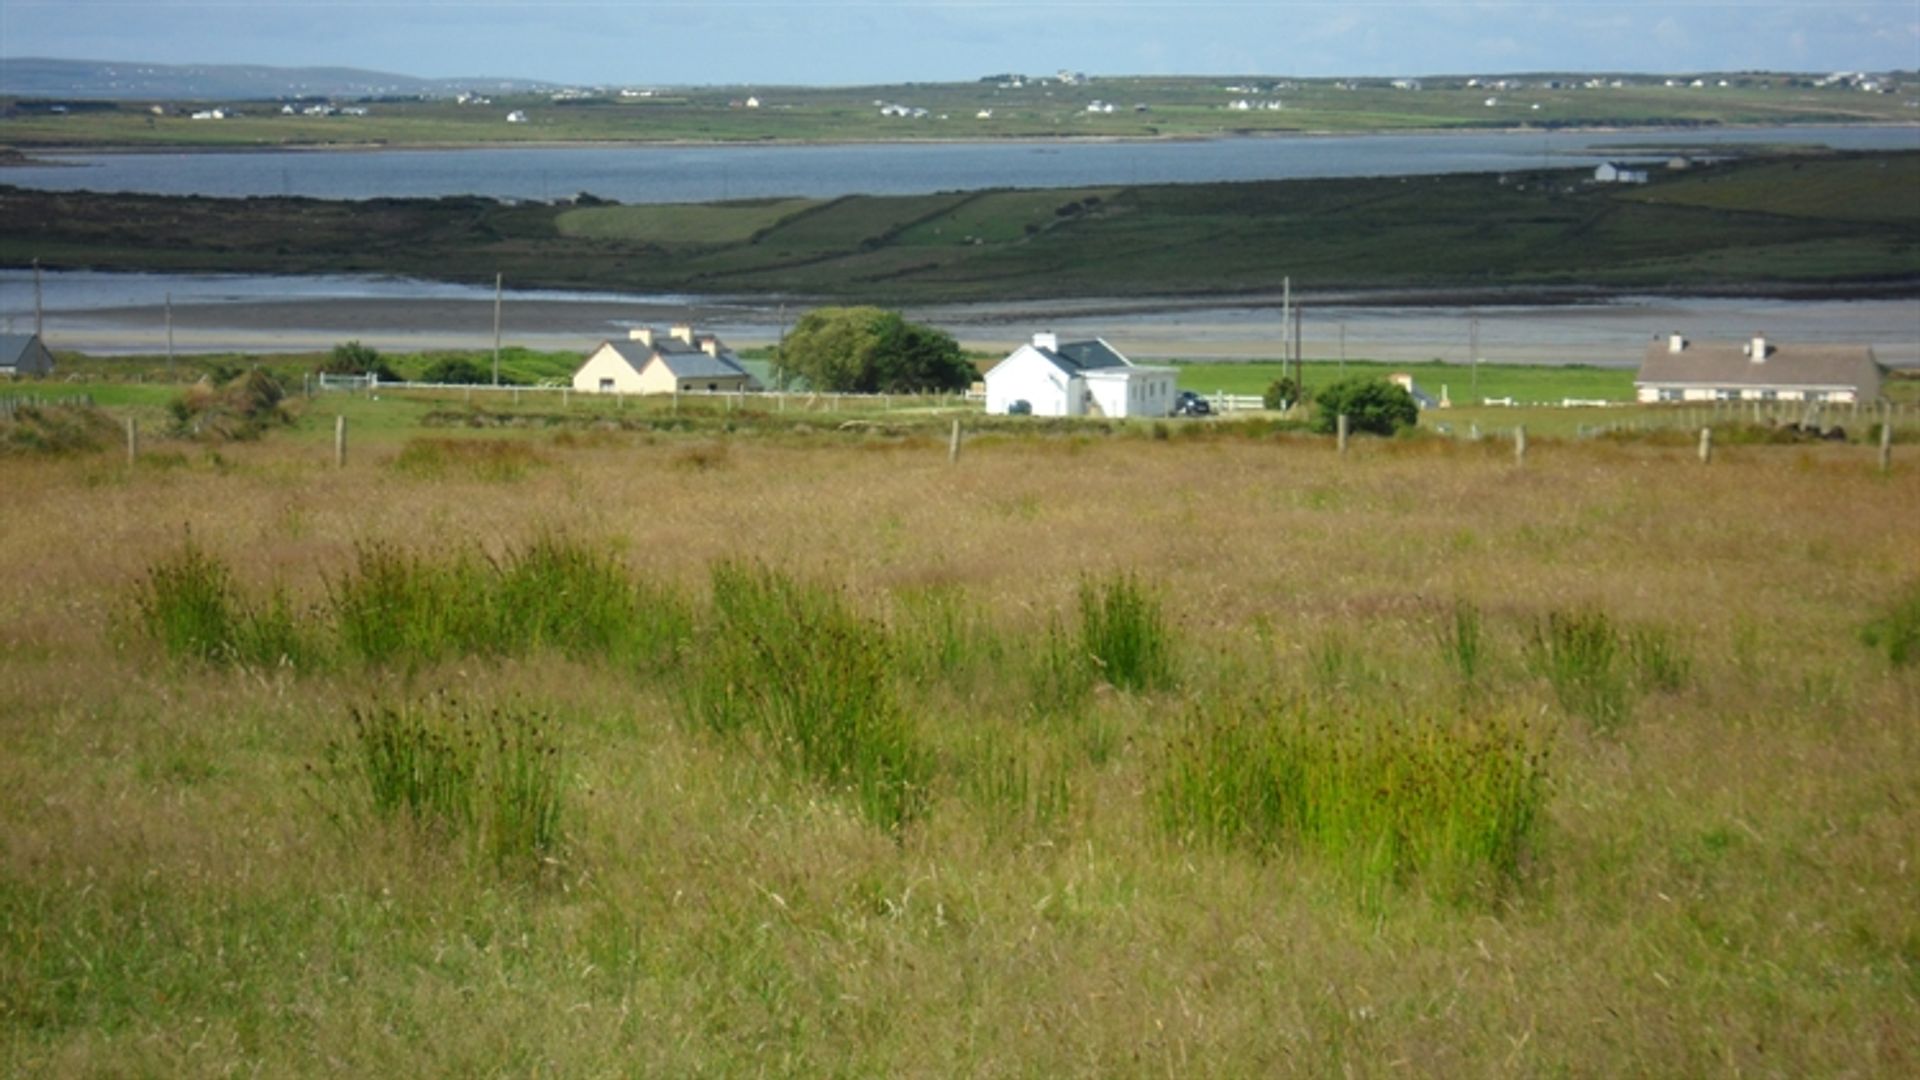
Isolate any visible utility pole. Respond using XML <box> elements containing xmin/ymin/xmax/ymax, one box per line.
<box><xmin>33</xmin><ymin>258</ymin><xmax>44</xmax><ymax>341</ymax></box>
<box><xmin>1281</xmin><ymin>276</ymin><xmax>1290</xmax><ymax>374</ymax></box>
<box><xmin>1292</xmin><ymin>302</ymin><xmax>1304</xmax><ymax>392</ymax></box>
<box><xmin>1469</xmin><ymin>310</ymin><xmax>1480</xmax><ymax>404</ymax></box>
<box><xmin>491</xmin><ymin>272</ymin><xmax>503</xmax><ymax>387</ymax></box>
<box><xmin>165</xmin><ymin>292</ymin><xmax>175</xmax><ymax>379</ymax></box>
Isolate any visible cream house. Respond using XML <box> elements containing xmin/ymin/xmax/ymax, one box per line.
<box><xmin>1635</xmin><ymin>333</ymin><xmax>1885</xmax><ymax>404</ymax></box>
<box><xmin>572</xmin><ymin>325</ymin><xmax>760</xmax><ymax>395</ymax></box>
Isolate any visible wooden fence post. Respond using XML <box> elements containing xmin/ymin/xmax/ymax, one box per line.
<box><xmin>1881</xmin><ymin>421</ymin><xmax>1895</xmax><ymax>474</ymax></box>
<box><xmin>1697</xmin><ymin>426</ymin><xmax>1713</xmax><ymax>465</ymax></box>
<box><xmin>1336</xmin><ymin>414</ymin><xmax>1349</xmax><ymax>456</ymax></box>
<box><xmin>948</xmin><ymin>419</ymin><xmax>962</xmax><ymax>464</ymax></box>
<box><xmin>125</xmin><ymin>417</ymin><xmax>138</xmax><ymax>466</ymax></box>
<box><xmin>1514</xmin><ymin>425</ymin><xmax>1527</xmax><ymax>464</ymax></box>
<box><xmin>334</xmin><ymin>415</ymin><xmax>347</xmax><ymax>468</ymax></box>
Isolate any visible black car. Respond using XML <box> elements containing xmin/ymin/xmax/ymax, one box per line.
<box><xmin>1172</xmin><ymin>390</ymin><xmax>1212</xmax><ymax>416</ymax></box>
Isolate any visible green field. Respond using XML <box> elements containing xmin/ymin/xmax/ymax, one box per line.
<box><xmin>7</xmin><ymin>151</ymin><xmax>1918</xmax><ymax>302</ymax></box>
<box><xmin>3</xmin><ymin>383</ymin><xmax>1918</xmax><ymax>1074</ymax></box>
<box><xmin>4</xmin><ymin>73</ymin><xmax>1914</xmax><ymax>149</ymax></box>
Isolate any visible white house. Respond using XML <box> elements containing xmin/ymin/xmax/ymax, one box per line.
<box><xmin>1594</xmin><ymin>161</ymin><xmax>1650</xmax><ymax>184</ymax></box>
<box><xmin>572</xmin><ymin>325</ymin><xmax>760</xmax><ymax>395</ymax></box>
<box><xmin>506</xmin><ymin>110</ymin><xmax>529</xmax><ymax>123</ymax></box>
<box><xmin>1634</xmin><ymin>333</ymin><xmax>1885</xmax><ymax>404</ymax></box>
<box><xmin>983</xmin><ymin>333</ymin><xmax>1176</xmax><ymax>419</ymax></box>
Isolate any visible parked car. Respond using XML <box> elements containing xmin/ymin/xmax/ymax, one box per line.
<box><xmin>1172</xmin><ymin>390</ymin><xmax>1213</xmax><ymax>416</ymax></box>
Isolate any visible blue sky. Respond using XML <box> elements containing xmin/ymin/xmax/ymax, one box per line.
<box><xmin>4</xmin><ymin>1</ymin><xmax>1916</xmax><ymax>85</ymax></box>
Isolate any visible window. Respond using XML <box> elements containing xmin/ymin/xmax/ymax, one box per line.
<box><xmin>598</xmin><ymin>378</ymin><xmax>614</xmax><ymax>392</ymax></box>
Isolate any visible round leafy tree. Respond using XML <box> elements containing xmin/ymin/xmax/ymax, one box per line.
<box><xmin>774</xmin><ymin>307</ymin><xmax>974</xmax><ymax>393</ymax></box>
<box><xmin>1310</xmin><ymin>377</ymin><xmax>1419</xmax><ymax>436</ymax></box>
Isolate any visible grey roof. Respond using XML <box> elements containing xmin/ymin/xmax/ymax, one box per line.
<box><xmin>598</xmin><ymin>337</ymin><xmax>753</xmax><ymax>382</ymax></box>
<box><xmin>1</xmin><ymin>333</ymin><xmax>51</xmax><ymax>370</ymax></box>
<box><xmin>1039</xmin><ymin>338</ymin><xmax>1133</xmax><ymax>374</ymax></box>
<box><xmin>1637</xmin><ymin>339</ymin><xmax>1884</xmax><ymax>395</ymax></box>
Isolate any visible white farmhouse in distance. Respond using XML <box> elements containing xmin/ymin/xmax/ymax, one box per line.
<box><xmin>984</xmin><ymin>333</ymin><xmax>1176</xmax><ymax>418</ymax></box>
<box><xmin>1634</xmin><ymin>333</ymin><xmax>1885</xmax><ymax>404</ymax></box>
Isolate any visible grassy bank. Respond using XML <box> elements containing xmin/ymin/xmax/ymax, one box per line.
<box><xmin>2</xmin><ymin>396</ymin><xmax>1917</xmax><ymax>1073</ymax></box>
<box><xmin>7</xmin><ymin>151</ymin><xmax>1919</xmax><ymax>303</ymax></box>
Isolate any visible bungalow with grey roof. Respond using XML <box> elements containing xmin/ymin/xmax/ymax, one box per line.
<box><xmin>572</xmin><ymin>325</ymin><xmax>760</xmax><ymax>395</ymax></box>
<box><xmin>0</xmin><ymin>333</ymin><xmax>55</xmax><ymax>378</ymax></box>
<box><xmin>984</xmin><ymin>332</ymin><xmax>1176</xmax><ymax>418</ymax></box>
<box><xmin>1635</xmin><ymin>333</ymin><xmax>1884</xmax><ymax>404</ymax></box>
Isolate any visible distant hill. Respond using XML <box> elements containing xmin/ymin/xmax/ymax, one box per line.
<box><xmin>0</xmin><ymin>58</ymin><xmax>564</xmax><ymax>101</ymax></box>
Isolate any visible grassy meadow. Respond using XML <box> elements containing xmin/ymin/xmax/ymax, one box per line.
<box><xmin>8</xmin><ymin>151</ymin><xmax>1918</xmax><ymax>302</ymax></box>
<box><xmin>2</xmin><ymin>387</ymin><xmax>1918</xmax><ymax>1074</ymax></box>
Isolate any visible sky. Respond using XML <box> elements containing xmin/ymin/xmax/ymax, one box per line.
<box><xmin>3</xmin><ymin>1</ymin><xmax>1917</xmax><ymax>86</ymax></box>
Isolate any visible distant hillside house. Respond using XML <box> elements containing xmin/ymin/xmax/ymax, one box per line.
<box><xmin>1594</xmin><ymin>162</ymin><xmax>1649</xmax><ymax>184</ymax></box>
<box><xmin>572</xmin><ymin>325</ymin><xmax>759</xmax><ymax>395</ymax></box>
<box><xmin>1635</xmin><ymin>333</ymin><xmax>1885</xmax><ymax>404</ymax></box>
<box><xmin>984</xmin><ymin>333</ymin><xmax>1176</xmax><ymax>418</ymax></box>
<box><xmin>0</xmin><ymin>333</ymin><xmax>55</xmax><ymax>378</ymax></box>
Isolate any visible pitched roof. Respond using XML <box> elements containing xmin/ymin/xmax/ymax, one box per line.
<box><xmin>596</xmin><ymin>337</ymin><xmax>753</xmax><ymax>381</ymax></box>
<box><xmin>1036</xmin><ymin>336</ymin><xmax>1136</xmax><ymax>374</ymax></box>
<box><xmin>1</xmin><ymin>333</ymin><xmax>49</xmax><ymax>368</ymax></box>
<box><xmin>1637</xmin><ymin>339</ymin><xmax>1884</xmax><ymax>394</ymax></box>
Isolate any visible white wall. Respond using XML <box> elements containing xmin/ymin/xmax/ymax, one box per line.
<box><xmin>1084</xmin><ymin>368</ymin><xmax>1176</xmax><ymax>418</ymax></box>
<box><xmin>572</xmin><ymin>344</ymin><xmax>646</xmax><ymax>394</ymax></box>
<box><xmin>984</xmin><ymin>347</ymin><xmax>1075</xmax><ymax>416</ymax></box>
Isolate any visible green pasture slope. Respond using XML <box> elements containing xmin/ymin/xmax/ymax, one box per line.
<box><xmin>6</xmin><ymin>150</ymin><xmax>1918</xmax><ymax>302</ymax></box>
<box><xmin>3</xmin><ymin>72</ymin><xmax>1913</xmax><ymax>148</ymax></box>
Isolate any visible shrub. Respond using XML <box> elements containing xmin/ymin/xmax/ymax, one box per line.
<box><xmin>1157</xmin><ymin>696</ymin><xmax>1547</xmax><ymax>902</ymax></box>
<box><xmin>1310</xmin><ymin>377</ymin><xmax>1418</xmax><ymax>436</ymax></box>
<box><xmin>419</xmin><ymin>356</ymin><xmax>492</xmax><ymax>385</ymax></box>
<box><xmin>167</xmin><ymin>369</ymin><xmax>293</xmax><ymax>440</ymax></box>
<box><xmin>1263</xmin><ymin>375</ymin><xmax>1306</xmax><ymax>411</ymax></box>
<box><xmin>320</xmin><ymin>340</ymin><xmax>400</xmax><ymax>382</ymax></box>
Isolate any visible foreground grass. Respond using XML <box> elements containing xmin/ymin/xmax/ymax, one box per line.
<box><xmin>2</xmin><ymin>418</ymin><xmax>1916</xmax><ymax>1074</ymax></box>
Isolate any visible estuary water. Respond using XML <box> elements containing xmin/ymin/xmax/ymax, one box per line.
<box><xmin>6</xmin><ymin>125</ymin><xmax>1916</xmax><ymax>202</ymax></box>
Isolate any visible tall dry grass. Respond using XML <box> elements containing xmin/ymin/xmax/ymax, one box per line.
<box><xmin>2</xmin><ymin>425</ymin><xmax>1917</xmax><ymax>1075</ymax></box>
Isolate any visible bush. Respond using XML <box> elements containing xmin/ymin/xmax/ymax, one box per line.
<box><xmin>167</xmin><ymin>369</ymin><xmax>292</xmax><ymax>440</ymax></box>
<box><xmin>1263</xmin><ymin>375</ymin><xmax>1306</xmax><ymax>411</ymax></box>
<box><xmin>1310</xmin><ymin>377</ymin><xmax>1418</xmax><ymax>436</ymax></box>
<box><xmin>319</xmin><ymin>340</ymin><xmax>400</xmax><ymax>382</ymax></box>
<box><xmin>419</xmin><ymin>356</ymin><xmax>492</xmax><ymax>385</ymax></box>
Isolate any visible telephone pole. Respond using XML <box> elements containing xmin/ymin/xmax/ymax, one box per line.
<box><xmin>33</xmin><ymin>258</ymin><xmax>44</xmax><ymax>341</ymax></box>
<box><xmin>165</xmin><ymin>292</ymin><xmax>175</xmax><ymax>379</ymax></box>
<box><xmin>1469</xmin><ymin>311</ymin><xmax>1480</xmax><ymax>404</ymax></box>
<box><xmin>491</xmin><ymin>272</ymin><xmax>503</xmax><ymax>387</ymax></box>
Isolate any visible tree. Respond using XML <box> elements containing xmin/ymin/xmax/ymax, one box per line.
<box><xmin>1310</xmin><ymin>377</ymin><xmax>1418</xmax><ymax>436</ymax></box>
<box><xmin>1263</xmin><ymin>375</ymin><xmax>1307</xmax><ymax>411</ymax></box>
<box><xmin>774</xmin><ymin>307</ymin><xmax>974</xmax><ymax>393</ymax></box>
<box><xmin>319</xmin><ymin>340</ymin><xmax>399</xmax><ymax>382</ymax></box>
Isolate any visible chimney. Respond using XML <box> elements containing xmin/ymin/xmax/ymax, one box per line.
<box><xmin>670</xmin><ymin>324</ymin><xmax>695</xmax><ymax>345</ymax></box>
<box><xmin>1750</xmin><ymin>334</ymin><xmax>1768</xmax><ymax>363</ymax></box>
<box><xmin>698</xmin><ymin>335</ymin><xmax>720</xmax><ymax>357</ymax></box>
<box><xmin>1668</xmin><ymin>333</ymin><xmax>1686</xmax><ymax>353</ymax></box>
<box><xmin>1032</xmin><ymin>331</ymin><xmax>1059</xmax><ymax>352</ymax></box>
<box><xmin>628</xmin><ymin>327</ymin><xmax>654</xmax><ymax>346</ymax></box>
